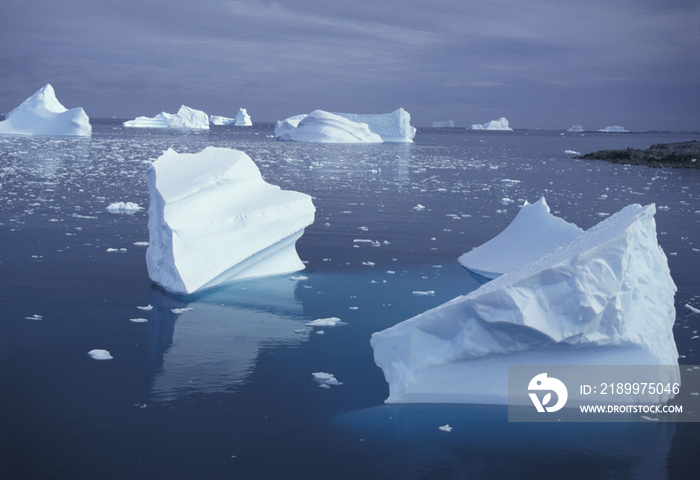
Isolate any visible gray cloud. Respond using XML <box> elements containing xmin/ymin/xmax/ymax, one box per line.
<box><xmin>1</xmin><ymin>0</ymin><xmax>698</xmax><ymax>130</ymax></box>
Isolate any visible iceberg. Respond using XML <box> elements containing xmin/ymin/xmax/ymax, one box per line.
<box><xmin>567</xmin><ymin>125</ymin><xmax>584</xmax><ymax>132</ymax></box>
<box><xmin>0</xmin><ymin>84</ymin><xmax>91</xmax><ymax>137</ymax></box>
<box><xmin>275</xmin><ymin>108</ymin><xmax>416</xmax><ymax>143</ymax></box>
<box><xmin>432</xmin><ymin>120</ymin><xmax>455</xmax><ymax>128</ymax></box>
<box><xmin>146</xmin><ymin>147</ymin><xmax>315</xmax><ymax>295</ymax></box>
<box><xmin>599</xmin><ymin>125</ymin><xmax>629</xmax><ymax>133</ymax></box>
<box><xmin>210</xmin><ymin>108</ymin><xmax>252</xmax><ymax>126</ymax></box>
<box><xmin>274</xmin><ymin>110</ymin><xmax>383</xmax><ymax>143</ymax></box>
<box><xmin>471</xmin><ymin>117</ymin><xmax>512</xmax><ymax>131</ymax></box>
<box><xmin>124</xmin><ymin>105</ymin><xmax>209</xmax><ymax>129</ymax></box>
<box><xmin>458</xmin><ymin>197</ymin><xmax>584</xmax><ymax>279</ymax></box>
<box><xmin>371</xmin><ymin>203</ymin><xmax>678</xmax><ymax>404</ymax></box>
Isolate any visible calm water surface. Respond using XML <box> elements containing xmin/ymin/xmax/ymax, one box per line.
<box><xmin>1</xmin><ymin>123</ymin><xmax>699</xmax><ymax>479</ymax></box>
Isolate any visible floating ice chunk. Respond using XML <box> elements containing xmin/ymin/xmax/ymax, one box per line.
<box><xmin>106</xmin><ymin>248</ymin><xmax>127</xmax><ymax>253</ymax></box>
<box><xmin>598</xmin><ymin>125</ymin><xmax>628</xmax><ymax>133</ymax></box>
<box><xmin>413</xmin><ymin>204</ymin><xmax>426</xmax><ymax>211</ymax></box>
<box><xmin>0</xmin><ymin>84</ymin><xmax>91</xmax><ymax>137</ymax></box>
<box><xmin>88</xmin><ymin>349</ymin><xmax>113</xmax><ymax>360</ymax></box>
<box><xmin>124</xmin><ymin>105</ymin><xmax>209</xmax><ymax>129</ymax></box>
<box><xmin>372</xmin><ymin>203</ymin><xmax>678</xmax><ymax>404</ymax></box>
<box><xmin>275</xmin><ymin>108</ymin><xmax>415</xmax><ymax>143</ymax></box>
<box><xmin>106</xmin><ymin>201</ymin><xmax>143</xmax><ymax>213</ymax></box>
<box><xmin>412</xmin><ymin>291</ymin><xmax>435</xmax><ymax>296</ymax></box>
<box><xmin>133</xmin><ymin>242</ymin><xmax>149</xmax><ymax>247</ymax></box>
<box><xmin>129</xmin><ymin>318</ymin><xmax>148</xmax><ymax>323</ymax></box>
<box><xmin>567</xmin><ymin>125</ymin><xmax>584</xmax><ymax>132</ymax></box>
<box><xmin>210</xmin><ymin>108</ymin><xmax>252</xmax><ymax>126</ymax></box>
<box><xmin>564</xmin><ymin>150</ymin><xmax>581</xmax><ymax>155</ymax></box>
<box><xmin>439</xmin><ymin>424</ymin><xmax>452</xmax><ymax>432</ymax></box>
<box><xmin>171</xmin><ymin>308</ymin><xmax>194</xmax><ymax>314</ymax></box>
<box><xmin>686</xmin><ymin>304</ymin><xmax>700</xmax><ymax>314</ymax></box>
<box><xmin>274</xmin><ymin>110</ymin><xmax>383</xmax><ymax>143</ymax></box>
<box><xmin>471</xmin><ymin>117</ymin><xmax>512</xmax><ymax>131</ymax></box>
<box><xmin>458</xmin><ymin>197</ymin><xmax>584</xmax><ymax>279</ymax></box>
<box><xmin>24</xmin><ymin>314</ymin><xmax>42</xmax><ymax>321</ymax></box>
<box><xmin>146</xmin><ymin>147</ymin><xmax>315</xmax><ymax>295</ymax></box>
<box><xmin>313</xmin><ymin>372</ymin><xmax>342</xmax><ymax>387</ymax></box>
<box><xmin>305</xmin><ymin>317</ymin><xmax>344</xmax><ymax>327</ymax></box>
<box><xmin>137</xmin><ymin>305</ymin><xmax>153</xmax><ymax>311</ymax></box>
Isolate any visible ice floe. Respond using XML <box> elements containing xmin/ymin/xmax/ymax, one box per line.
<box><xmin>88</xmin><ymin>349</ymin><xmax>113</xmax><ymax>360</ymax></box>
<box><xmin>458</xmin><ymin>197</ymin><xmax>584</xmax><ymax>279</ymax></box>
<box><xmin>305</xmin><ymin>317</ymin><xmax>344</xmax><ymax>327</ymax></box>
<box><xmin>0</xmin><ymin>84</ymin><xmax>91</xmax><ymax>137</ymax></box>
<box><xmin>371</xmin><ymin>203</ymin><xmax>678</xmax><ymax>404</ymax></box>
<box><xmin>146</xmin><ymin>147</ymin><xmax>315</xmax><ymax>295</ymax></box>
<box><xmin>313</xmin><ymin>372</ymin><xmax>343</xmax><ymax>388</ymax></box>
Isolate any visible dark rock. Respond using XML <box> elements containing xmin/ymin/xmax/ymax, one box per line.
<box><xmin>575</xmin><ymin>140</ymin><xmax>700</xmax><ymax>169</ymax></box>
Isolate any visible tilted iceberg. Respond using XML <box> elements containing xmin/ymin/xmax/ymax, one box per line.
<box><xmin>458</xmin><ymin>197</ymin><xmax>584</xmax><ymax>279</ymax></box>
<box><xmin>211</xmin><ymin>108</ymin><xmax>252</xmax><ymax>126</ymax></box>
<box><xmin>275</xmin><ymin>108</ymin><xmax>416</xmax><ymax>143</ymax></box>
<box><xmin>146</xmin><ymin>147</ymin><xmax>315</xmax><ymax>295</ymax></box>
<box><xmin>471</xmin><ymin>117</ymin><xmax>512</xmax><ymax>131</ymax></box>
<box><xmin>371</xmin><ymin>203</ymin><xmax>678</xmax><ymax>404</ymax></box>
<box><xmin>124</xmin><ymin>105</ymin><xmax>209</xmax><ymax>129</ymax></box>
<box><xmin>0</xmin><ymin>84</ymin><xmax>91</xmax><ymax>137</ymax></box>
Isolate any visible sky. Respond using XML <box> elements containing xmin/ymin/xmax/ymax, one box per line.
<box><xmin>1</xmin><ymin>0</ymin><xmax>699</xmax><ymax>131</ymax></box>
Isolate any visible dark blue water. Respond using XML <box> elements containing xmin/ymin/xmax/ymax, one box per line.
<box><xmin>1</xmin><ymin>123</ymin><xmax>699</xmax><ymax>479</ymax></box>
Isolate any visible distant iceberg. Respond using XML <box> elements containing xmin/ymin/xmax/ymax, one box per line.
<box><xmin>371</xmin><ymin>203</ymin><xmax>678</xmax><ymax>404</ymax></box>
<box><xmin>458</xmin><ymin>197</ymin><xmax>583</xmax><ymax>279</ymax></box>
<box><xmin>432</xmin><ymin>120</ymin><xmax>455</xmax><ymax>128</ymax></box>
<box><xmin>471</xmin><ymin>117</ymin><xmax>512</xmax><ymax>131</ymax></box>
<box><xmin>146</xmin><ymin>147</ymin><xmax>315</xmax><ymax>295</ymax></box>
<box><xmin>0</xmin><ymin>84</ymin><xmax>91</xmax><ymax>137</ymax></box>
<box><xmin>275</xmin><ymin>108</ymin><xmax>416</xmax><ymax>143</ymax></box>
<box><xmin>211</xmin><ymin>108</ymin><xmax>252</xmax><ymax>126</ymax></box>
<box><xmin>567</xmin><ymin>125</ymin><xmax>584</xmax><ymax>132</ymax></box>
<box><xmin>124</xmin><ymin>105</ymin><xmax>209</xmax><ymax>129</ymax></box>
<box><xmin>599</xmin><ymin>125</ymin><xmax>628</xmax><ymax>133</ymax></box>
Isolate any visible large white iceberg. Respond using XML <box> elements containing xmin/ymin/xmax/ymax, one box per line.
<box><xmin>371</xmin><ymin>203</ymin><xmax>678</xmax><ymax>404</ymax></box>
<box><xmin>458</xmin><ymin>197</ymin><xmax>584</xmax><ymax>279</ymax></box>
<box><xmin>0</xmin><ymin>84</ymin><xmax>91</xmax><ymax>137</ymax></box>
<box><xmin>471</xmin><ymin>117</ymin><xmax>512</xmax><ymax>131</ymax></box>
<box><xmin>124</xmin><ymin>105</ymin><xmax>209</xmax><ymax>129</ymax></box>
<box><xmin>211</xmin><ymin>108</ymin><xmax>252</xmax><ymax>126</ymax></box>
<box><xmin>146</xmin><ymin>147</ymin><xmax>315</xmax><ymax>295</ymax></box>
<box><xmin>275</xmin><ymin>108</ymin><xmax>416</xmax><ymax>143</ymax></box>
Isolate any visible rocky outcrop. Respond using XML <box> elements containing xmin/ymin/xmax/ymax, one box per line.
<box><xmin>576</xmin><ymin>140</ymin><xmax>700</xmax><ymax>169</ymax></box>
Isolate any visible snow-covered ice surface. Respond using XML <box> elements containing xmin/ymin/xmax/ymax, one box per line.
<box><xmin>0</xmin><ymin>84</ymin><xmax>91</xmax><ymax>137</ymax></box>
<box><xmin>146</xmin><ymin>146</ymin><xmax>315</xmax><ymax>295</ymax></box>
<box><xmin>372</xmin><ymin>203</ymin><xmax>679</xmax><ymax>404</ymax></box>
<box><xmin>2</xmin><ymin>124</ymin><xmax>700</xmax><ymax>479</ymax></box>
<box><xmin>471</xmin><ymin>117</ymin><xmax>512</xmax><ymax>131</ymax></box>
<box><xmin>275</xmin><ymin>108</ymin><xmax>415</xmax><ymax>143</ymax></box>
<box><xmin>458</xmin><ymin>197</ymin><xmax>584</xmax><ymax>279</ymax></box>
<box><xmin>124</xmin><ymin>105</ymin><xmax>209</xmax><ymax>129</ymax></box>
<box><xmin>210</xmin><ymin>108</ymin><xmax>252</xmax><ymax>126</ymax></box>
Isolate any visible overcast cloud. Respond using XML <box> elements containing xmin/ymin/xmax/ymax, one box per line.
<box><xmin>1</xmin><ymin>0</ymin><xmax>698</xmax><ymax>130</ymax></box>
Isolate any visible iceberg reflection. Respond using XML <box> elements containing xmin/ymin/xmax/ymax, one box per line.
<box><xmin>145</xmin><ymin>276</ymin><xmax>310</xmax><ymax>403</ymax></box>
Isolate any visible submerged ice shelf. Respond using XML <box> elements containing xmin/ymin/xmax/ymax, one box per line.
<box><xmin>146</xmin><ymin>147</ymin><xmax>315</xmax><ymax>295</ymax></box>
<box><xmin>371</xmin><ymin>203</ymin><xmax>679</xmax><ymax>405</ymax></box>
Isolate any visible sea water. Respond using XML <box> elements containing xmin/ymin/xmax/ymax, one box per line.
<box><xmin>1</xmin><ymin>122</ymin><xmax>699</xmax><ymax>479</ymax></box>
